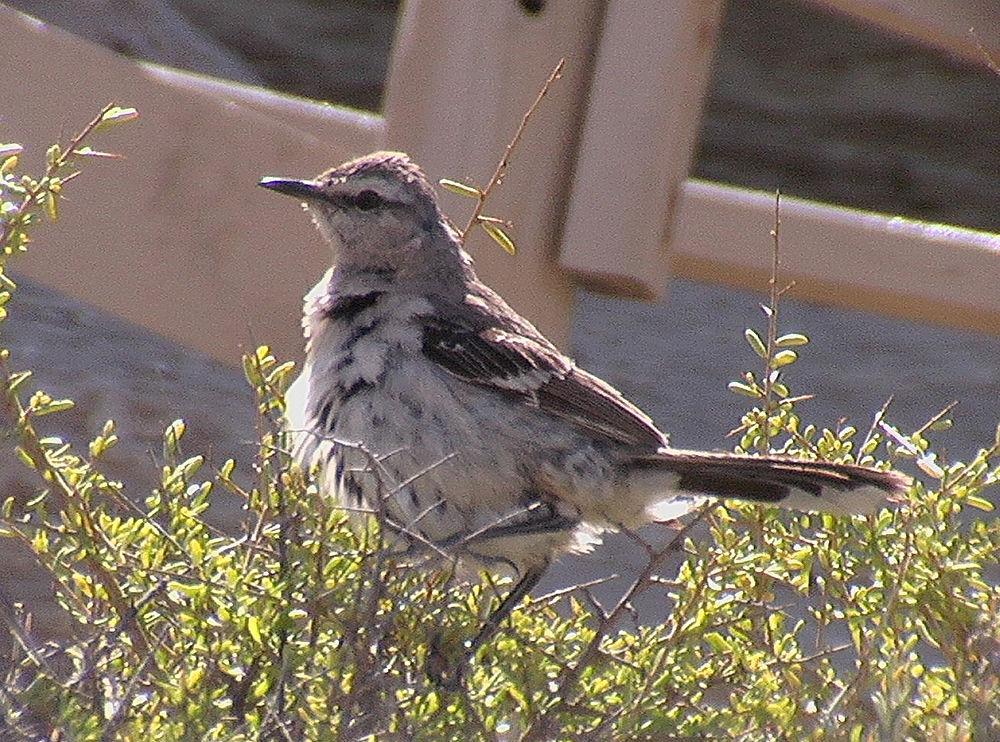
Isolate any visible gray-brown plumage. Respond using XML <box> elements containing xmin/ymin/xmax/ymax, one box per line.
<box><xmin>260</xmin><ymin>151</ymin><xmax>909</xmax><ymax>681</ymax></box>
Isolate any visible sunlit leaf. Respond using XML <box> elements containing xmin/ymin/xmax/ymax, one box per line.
<box><xmin>775</xmin><ymin>332</ymin><xmax>809</xmax><ymax>347</ymax></box>
<box><xmin>481</xmin><ymin>221</ymin><xmax>517</xmax><ymax>255</ymax></box>
<box><xmin>728</xmin><ymin>381</ymin><xmax>762</xmax><ymax>398</ymax></box>
<box><xmin>95</xmin><ymin>106</ymin><xmax>139</xmax><ymax>131</ymax></box>
<box><xmin>744</xmin><ymin>328</ymin><xmax>767</xmax><ymax>359</ymax></box>
<box><xmin>772</xmin><ymin>350</ymin><xmax>798</xmax><ymax>368</ymax></box>
<box><xmin>439</xmin><ymin>178</ymin><xmax>482</xmax><ymax>198</ymax></box>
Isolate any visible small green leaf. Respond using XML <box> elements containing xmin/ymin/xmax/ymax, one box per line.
<box><xmin>242</xmin><ymin>354</ymin><xmax>263</xmax><ymax>386</ymax></box>
<box><xmin>7</xmin><ymin>370</ymin><xmax>32</xmax><ymax>392</ymax></box>
<box><xmin>45</xmin><ymin>191</ymin><xmax>59</xmax><ymax>221</ymax></box>
<box><xmin>728</xmin><ymin>381</ymin><xmax>762</xmax><ymax>398</ymax></box>
<box><xmin>772</xmin><ymin>350</ymin><xmax>798</xmax><ymax>368</ymax></box>
<box><xmin>32</xmin><ymin>528</ymin><xmax>49</xmax><ymax>554</ymax></box>
<box><xmin>438</xmin><ymin>178</ymin><xmax>482</xmax><ymax>198</ymax></box>
<box><xmin>744</xmin><ymin>328</ymin><xmax>767</xmax><ymax>359</ymax></box>
<box><xmin>219</xmin><ymin>458</ymin><xmax>236</xmax><ymax>479</ymax></box>
<box><xmin>704</xmin><ymin>632</ymin><xmax>731</xmax><ymax>653</ymax></box>
<box><xmin>965</xmin><ymin>495</ymin><xmax>994</xmax><ymax>512</ymax></box>
<box><xmin>481</xmin><ymin>221</ymin><xmax>517</xmax><ymax>255</ymax></box>
<box><xmin>96</xmin><ymin>106</ymin><xmax>139</xmax><ymax>131</ymax></box>
<box><xmin>164</xmin><ymin>419</ymin><xmax>186</xmax><ymax>447</ymax></box>
<box><xmin>15</xmin><ymin>447</ymin><xmax>36</xmax><ymax>469</ymax></box>
<box><xmin>35</xmin><ymin>398</ymin><xmax>73</xmax><ymax>416</ymax></box>
<box><xmin>0</xmin><ymin>154</ymin><xmax>18</xmax><ymax>175</ymax></box>
<box><xmin>189</xmin><ymin>539</ymin><xmax>205</xmax><ymax>562</ymax></box>
<box><xmin>247</xmin><ymin>615</ymin><xmax>262</xmax><ymax>643</ymax></box>
<box><xmin>776</xmin><ymin>332</ymin><xmax>809</xmax><ymax>347</ymax></box>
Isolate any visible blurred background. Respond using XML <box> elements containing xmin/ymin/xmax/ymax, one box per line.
<box><xmin>2</xmin><ymin>0</ymin><xmax>998</xmax><ymax>609</ymax></box>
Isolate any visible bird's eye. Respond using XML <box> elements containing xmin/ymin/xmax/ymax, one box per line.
<box><xmin>353</xmin><ymin>189</ymin><xmax>383</xmax><ymax>211</ymax></box>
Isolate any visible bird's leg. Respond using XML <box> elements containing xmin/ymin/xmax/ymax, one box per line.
<box><xmin>426</xmin><ymin>564</ymin><xmax>546</xmax><ymax>689</ymax></box>
<box><xmin>468</xmin><ymin>563</ymin><xmax>546</xmax><ymax>657</ymax></box>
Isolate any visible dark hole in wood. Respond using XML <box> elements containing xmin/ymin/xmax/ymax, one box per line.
<box><xmin>519</xmin><ymin>0</ymin><xmax>545</xmax><ymax>16</ymax></box>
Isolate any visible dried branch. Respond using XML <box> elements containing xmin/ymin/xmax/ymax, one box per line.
<box><xmin>458</xmin><ymin>58</ymin><xmax>565</xmax><ymax>243</ymax></box>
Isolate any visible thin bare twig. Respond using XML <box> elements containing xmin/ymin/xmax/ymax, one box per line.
<box><xmin>912</xmin><ymin>400</ymin><xmax>958</xmax><ymax>438</ymax></box>
<box><xmin>0</xmin><ymin>103</ymin><xmax>118</xmax><ymax>247</ymax></box>
<box><xmin>858</xmin><ymin>395</ymin><xmax>894</xmax><ymax>459</ymax></box>
<box><xmin>523</xmin><ymin>575</ymin><xmax>621</xmax><ymax>610</ymax></box>
<box><xmin>761</xmin><ymin>190</ymin><xmax>783</xmax><ymax>450</ymax></box>
<box><xmin>459</xmin><ymin>59</ymin><xmax>565</xmax><ymax>242</ymax></box>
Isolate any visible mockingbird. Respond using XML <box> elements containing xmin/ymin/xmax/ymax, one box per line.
<box><xmin>260</xmin><ymin>151</ymin><xmax>908</xmax><ymax>679</ymax></box>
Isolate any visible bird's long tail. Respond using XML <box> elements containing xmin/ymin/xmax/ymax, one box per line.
<box><xmin>631</xmin><ymin>449</ymin><xmax>910</xmax><ymax>518</ymax></box>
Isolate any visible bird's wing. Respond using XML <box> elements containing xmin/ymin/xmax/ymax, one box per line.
<box><xmin>422</xmin><ymin>291</ymin><xmax>668</xmax><ymax>451</ymax></box>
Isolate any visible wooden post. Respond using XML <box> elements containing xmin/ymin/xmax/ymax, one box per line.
<box><xmin>383</xmin><ymin>0</ymin><xmax>609</xmax><ymax>347</ymax></box>
<box><xmin>558</xmin><ymin>0</ymin><xmax>725</xmax><ymax>300</ymax></box>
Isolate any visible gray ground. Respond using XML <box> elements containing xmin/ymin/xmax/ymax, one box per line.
<box><xmin>575</xmin><ymin>282</ymin><xmax>998</xmax><ymax>461</ymax></box>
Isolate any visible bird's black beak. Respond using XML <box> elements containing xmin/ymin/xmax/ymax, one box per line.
<box><xmin>258</xmin><ymin>177</ymin><xmax>323</xmax><ymax>201</ymax></box>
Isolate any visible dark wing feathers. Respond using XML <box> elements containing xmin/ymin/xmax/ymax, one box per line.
<box><xmin>421</xmin><ymin>290</ymin><xmax>667</xmax><ymax>451</ymax></box>
<box><xmin>536</xmin><ymin>370</ymin><xmax>667</xmax><ymax>449</ymax></box>
<box><xmin>422</xmin><ymin>324</ymin><xmax>543</xmax><ymax>385</ymax></box>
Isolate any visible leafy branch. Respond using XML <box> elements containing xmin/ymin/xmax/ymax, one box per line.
<box><xmin>0</xmin><ymin>103</ymin><xmax>136</xmax><ymax>251</ymax></box>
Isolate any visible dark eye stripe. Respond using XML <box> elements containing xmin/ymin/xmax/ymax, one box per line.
<box><xmin>322</xmin><ymin>190</ymin><xmax>405</xmax><ymax>210</ymax></box>
<box><xmin>353</xmin><ymin>189</ymin><xmax>383</xmax><ymax>210</ymax></box>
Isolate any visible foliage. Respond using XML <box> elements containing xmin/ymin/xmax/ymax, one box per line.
<box><xmin>0</xmin><ymin>109</ymin><xmax>997</xmax><ymax>741</ymax></box>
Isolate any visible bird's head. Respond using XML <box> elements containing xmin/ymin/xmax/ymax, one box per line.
<box><xmin>260</xmin><ymin>151</ymin><xmax>458</xmax><ymax>275</ymax></box>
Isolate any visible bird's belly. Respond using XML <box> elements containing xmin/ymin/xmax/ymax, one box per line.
<box><xmin>286</xmin><ymin>361</ymin><xmax>603</xmax><ymax>570</ymax></box>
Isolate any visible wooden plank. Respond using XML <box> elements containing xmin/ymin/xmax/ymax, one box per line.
<box><xmin>2</xmin><ymin>6</ymin><xmax>382</xmax><ymax>367</ymax></box>
<box><xmin>671</xmin><ymin>179</ymin><xmax>1000</xmax><ymax>333</ymax></box>
<box><xmin>382</xmin><ymin>0</ymin><xmax>610</xmax><ymax>347</ymax></box>
<box><xmin>558</xmin><ymin>0</ymin><xmax>725</xmax><ymax>302</ymax></box>
<box><xmin>142</xmin><ymin>64</ymin><xmax>385</xmax><ymax>146</ymax></box>
<box><xmin>808</xmin><ymin>0</ymin><xmax>999</xmax><ymax>67</ymax></box>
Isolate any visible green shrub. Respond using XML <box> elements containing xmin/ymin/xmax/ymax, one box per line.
<box><xmin>0</xmin><ymin>108</ymin><xmax>997</xmax><ymax>741</ymax></box>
